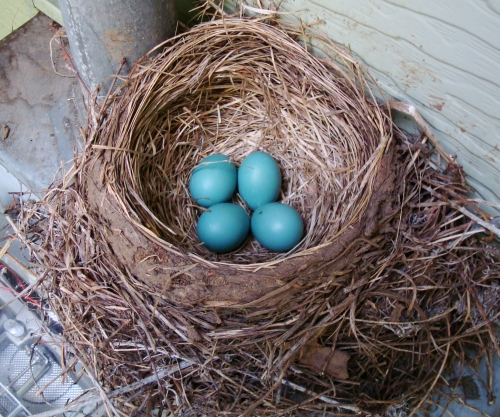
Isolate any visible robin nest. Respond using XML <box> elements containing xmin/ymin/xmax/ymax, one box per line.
<box><xmin>17</xmin><ymin>7</ymin><xmax>500</xmax><ymax>416</ymax></box>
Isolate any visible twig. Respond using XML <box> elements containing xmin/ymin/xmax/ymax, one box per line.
<box><xmin>277</xmin><ymin>377</ymin><xmax>361</xmax><ymax>413</ymax></box>
<box><xmin>450</xmin><ymin>202</ymin><xmax>500</xmax><ymax>239</ymax></box>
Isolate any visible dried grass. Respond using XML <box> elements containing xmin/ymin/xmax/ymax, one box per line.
<box><xmin>90</xmin><ymin>17</ymin><xmax>391</xmax><ymax>267</ymax></box>
<box><xmin>15</xmin><ymin>4</ymin><xmax>500</xmax><ymax>416</ymax></box>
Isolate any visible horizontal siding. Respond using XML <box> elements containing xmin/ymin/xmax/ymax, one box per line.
<box><xmin>0</xmin><ymin>0</ymin><xmax>38</xmax><ymax>41</ymax></box>
<box><xmin>33</xmin><ymin>0</ymin><xmax>64</xmax><ymax>26</ymax></box>
<box><xmin>228</xmin><ymin>0</ymin><xmax>500</xmax><ymax>214</ymax></box>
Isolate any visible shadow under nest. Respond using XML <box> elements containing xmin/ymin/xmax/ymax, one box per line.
<box><xmin>16</xmin><ymin>14</ymin><xmax>500</xmax><ymax>417</ymax></box>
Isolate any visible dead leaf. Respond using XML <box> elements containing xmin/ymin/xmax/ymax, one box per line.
<box><xmin>2</xmin><ymin>124</ymin><xmax>10</xmax><ymax>140</ymax></box>
<box><xmin>388</xmin><ymin>302</ymin><xmax>405</xmax><ymax>323</ymax></box>
<box><xmin>298</xmin><ymin>344</ymin><xmax>350</xmax><ymax>379</ymax></box>
<box><xmin>186</xmin><ymin>325</ymin><xmax>202</xmax><ymax>342</ymax></box>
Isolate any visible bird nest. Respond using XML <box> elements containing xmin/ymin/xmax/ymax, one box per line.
<box><xmin>16</xmin><ymin>8</ymin><xmax>500</xmax><ymax>417</ymax></box>
<box><xmin>77</xmin><ymin>14</ymin><xmax>396</xmax><ymax>307</ymax></box>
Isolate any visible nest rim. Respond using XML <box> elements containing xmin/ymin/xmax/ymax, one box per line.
<box><xmin>91</xmin><ymin>17</ymin><xmax>393</xmax><ymax>270</ymax></box>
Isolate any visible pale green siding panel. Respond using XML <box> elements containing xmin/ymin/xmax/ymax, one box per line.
<box><xmin>33</xmin><ymin>0</ymin><xmax>64</xmax><ymax>26</ymax></box>
<box><xmin>228</xmin><ymin>0</ymin><xmax>500</xmax><ymax>213</ymax></box>
<box><xmin>0</xmin><ymin>0</ymin><xmax>38</xmax><ymax>41</ymax></box>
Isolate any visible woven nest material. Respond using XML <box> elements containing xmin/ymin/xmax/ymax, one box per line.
<box><xmin>80</xmin><ymin>15</ymin><xmax>396</xmax><ymax>307</ymax></box>
<box><xmin>16</xmin><ymin>9</ymin><xmax>500</xmax><ymax>417</ymax></box>
<box><xmin>80</xmin><ymin>16</ymin><xmax>397</xmax><ymax>306</ymax></box>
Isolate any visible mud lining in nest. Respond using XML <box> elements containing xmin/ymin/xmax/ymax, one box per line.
<box><xmin>15</xmin><ymin>7</ymin><xmax>500</xmax><ymax>417</ymax></box>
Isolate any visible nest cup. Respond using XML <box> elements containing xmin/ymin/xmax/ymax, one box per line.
<box><xmin>95</xmin><ymin>18</ymin><xmax>392</xmax><ymax>268</ymax></box>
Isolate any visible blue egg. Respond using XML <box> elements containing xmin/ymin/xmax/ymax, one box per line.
<box><xmin>238</xmin><ymin>152</ymin><xmax>281</xmax><ymax>211</ymax></box>
<box><xmin>251</xmin><ymin>203</ymin><xmax>304</xmax><ymax>252</ymax></box>
<box><xmin>197</xmin><ymin>203</ymin><xmax>250</xmax><ymax>253</ymax></box>
<box><xmin>189</xmin><ymin>154</ymin><xmax>237</xmax><ymax>208</ymax></box>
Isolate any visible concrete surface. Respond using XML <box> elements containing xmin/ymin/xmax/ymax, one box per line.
<box><xmin>420</xmin><ymin>352</ymin><xmax>500</xmax><ymax>417</ymax></box>
<box><xmin>0</xmin><ymin>164</ymin><xmax>22</xmax><ymax>212</ymax></box>
<box><xmin>0</xmin><ymin>165</ymin><xmax>30</xmax><ymax>267</ymax></box>
<box><xmin>0</xmin><ymin>14</ymin><xmax>84</xmax><ymax>268</ymax></box>
<box><xmin>0</xmin><ymin>14</ymin><xmax>85</xmax><ymax>198</ymax></box>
